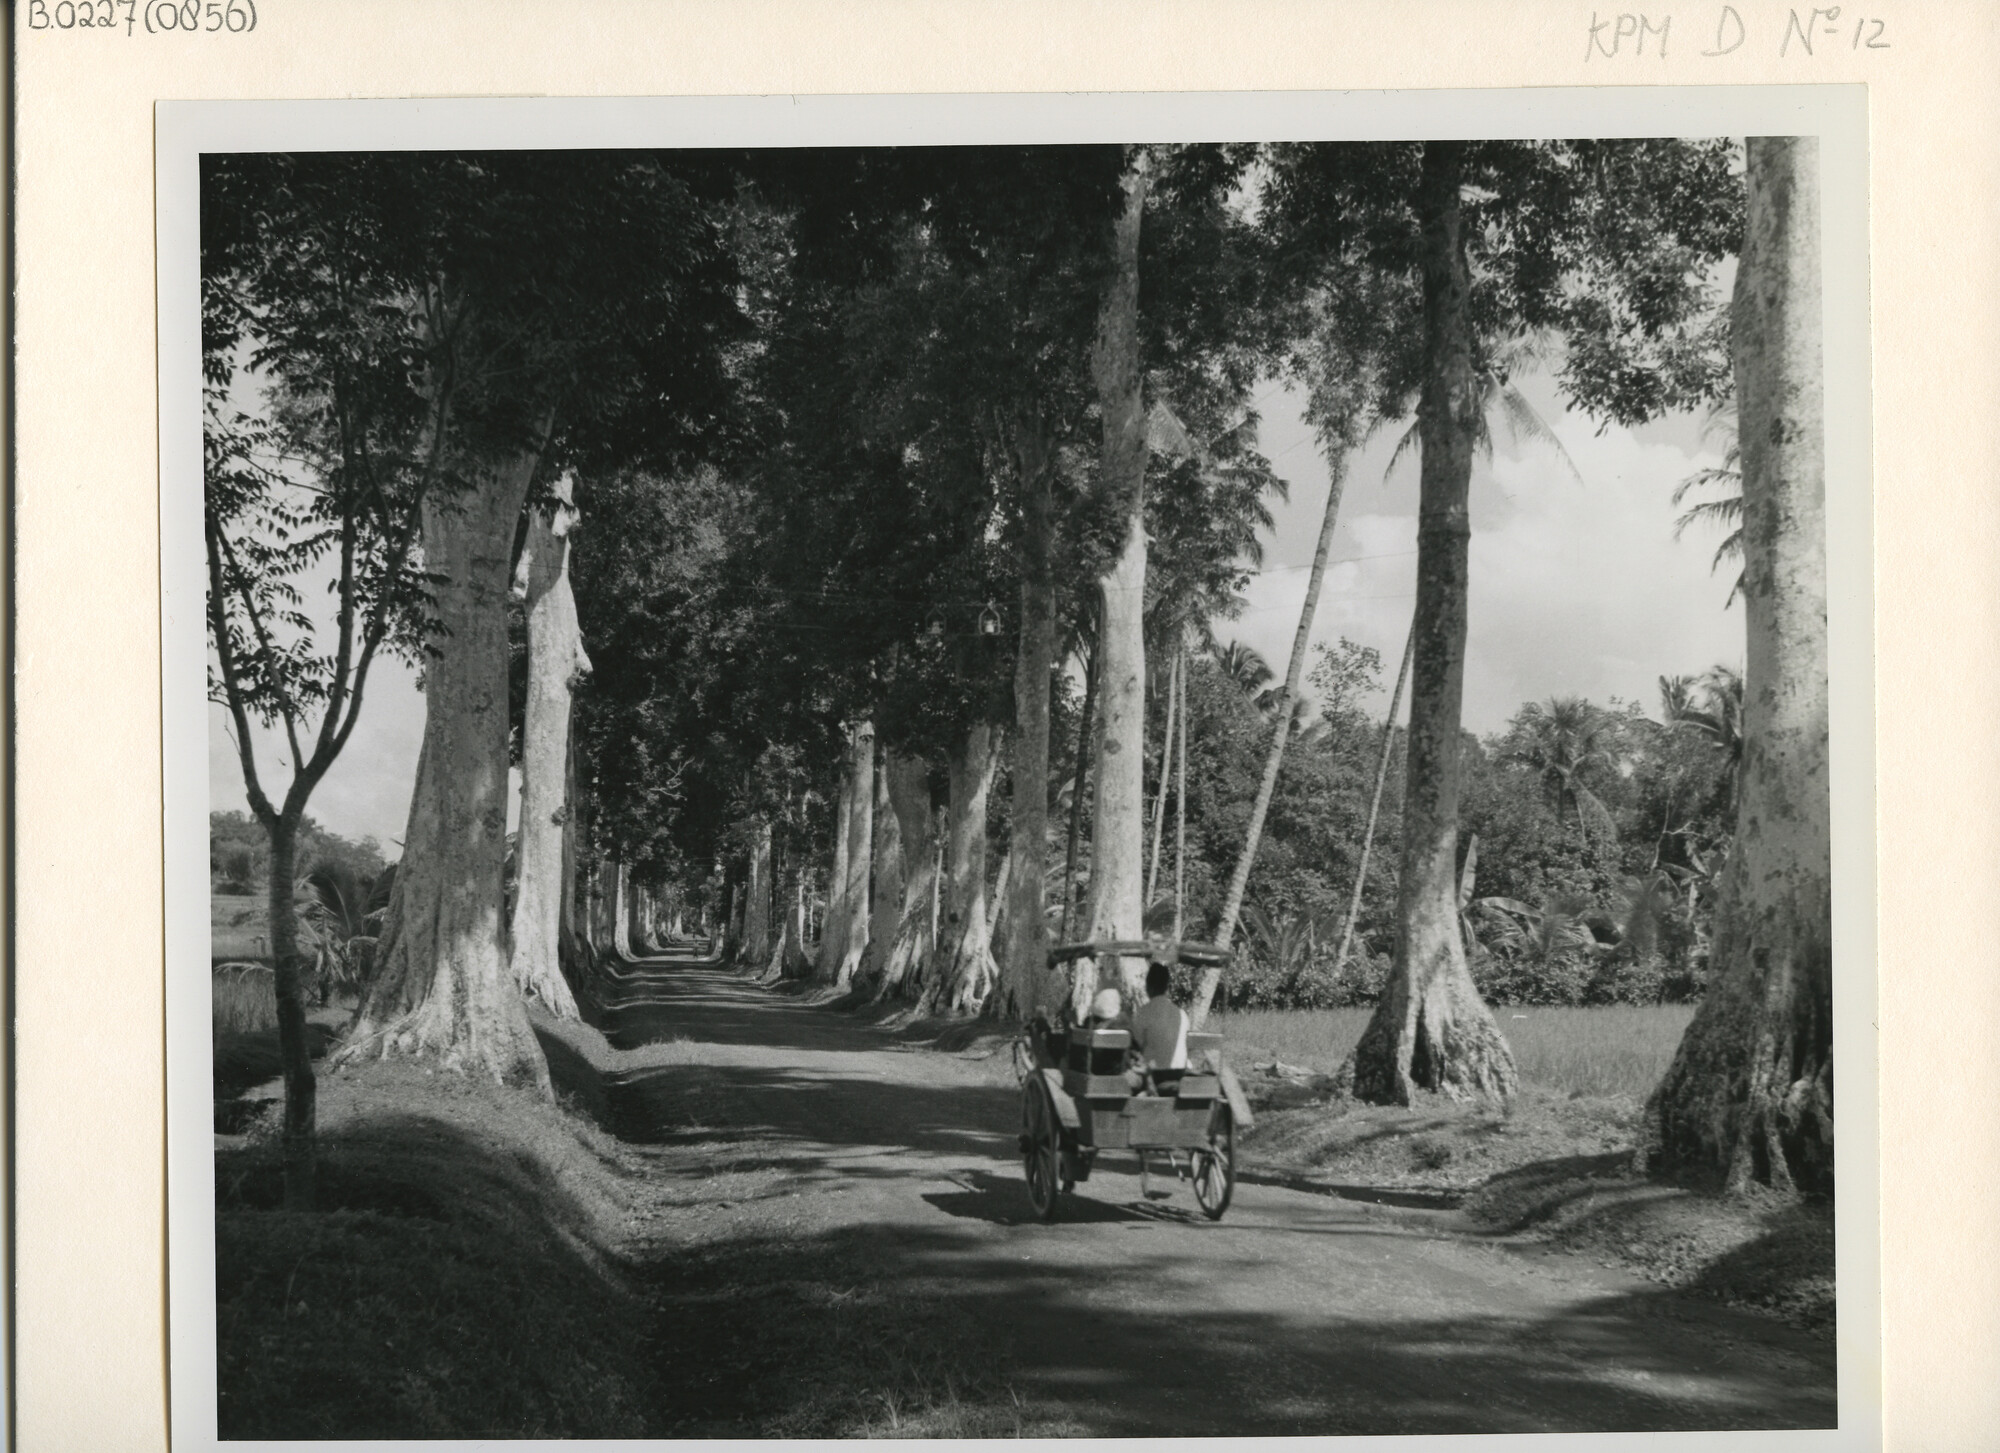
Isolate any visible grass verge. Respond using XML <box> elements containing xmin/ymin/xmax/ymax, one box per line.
<box><xmin>216</xmin><ymin>1063</ymin><xmax>655</xmax><ymax>1439</ymax></box>
<box><xmin>217</xmin><ymin>1049</ymin><xmax>1058</xmax><ymax>1438</ymax></box>
<box><xmin>1240</xmin><ymin>1083</ymin><xmax>1833</xmax><ymax>1336</ymax></box>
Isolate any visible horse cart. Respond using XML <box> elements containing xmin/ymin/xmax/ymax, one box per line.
<box><xmin>1014</xmin><ymin>940</ymin><xmax>1255</xmax><ymax>1222</ymax></box>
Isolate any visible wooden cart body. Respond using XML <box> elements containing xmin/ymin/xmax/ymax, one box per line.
<box><xmin>1016</xmin><ymin>939</ymin><xmax>1252</xmax><ymax>1220</ymax></box>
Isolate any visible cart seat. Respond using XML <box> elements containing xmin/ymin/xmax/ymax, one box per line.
<box><xmin>1066</xmin><ymin>1027</ymin><xmax>1132</xmax><ymax>1077</ymax></box>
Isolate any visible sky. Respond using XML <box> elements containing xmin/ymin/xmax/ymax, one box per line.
<box><xmin>1215</xmin><ymin>364</ymin><xmax>1742</xmax><ymax>736</ymax></box>
<box><xmin>209</xmin><ymin>362</ymin><xmax>1742</xmax><ymax>852</ymax></box>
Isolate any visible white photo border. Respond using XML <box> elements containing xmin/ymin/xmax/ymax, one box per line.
<box><xmin>159</xmin><ymin>85</ymin><xmax>1876</xmax><ymax>1452</ymax></box>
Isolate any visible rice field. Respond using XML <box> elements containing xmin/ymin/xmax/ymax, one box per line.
<box><xmin>1210</xmin><ymin>1003</ymin><xmax>1698</xmax><ymax>1101</ymax></box>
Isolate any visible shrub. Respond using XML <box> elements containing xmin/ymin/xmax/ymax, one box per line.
<box><xmin>213</xmin><ymin>962</ymin><xmax>278</xmax><ymax>1037</ymax></box>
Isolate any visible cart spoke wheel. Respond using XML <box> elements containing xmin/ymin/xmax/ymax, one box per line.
<box><xmin>1193</xmin><ymin>1104</ymin><xmax>1235</xmax><ymax>1220</ymax></box>
<box><xmin>1011</xmin><ymin>1035</ymin><xmax>1036</xmax><ymax>1083</ymax></box>
<box><xmin>1022</xmin><ymin>1080</ymin><xmax>1062</xmax><ymax>1222</ymax></box>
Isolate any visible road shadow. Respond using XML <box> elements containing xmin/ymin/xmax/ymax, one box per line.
<box><xmin>638</xmin><ymin>1214</ymin><xmax>1837</xmax><ymax>1437</ymax></box>
<box><xmin>922</xmin><ymin>1169</ymin><xmax>1155</xmax><ymax>1226</ymax></box>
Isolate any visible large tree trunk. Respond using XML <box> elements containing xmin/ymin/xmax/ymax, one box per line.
<box><xmin>557</xmin><ymin>731</ymin><xmax>595</xmax><ymax>1004</ymax></box>
<box><xmin>1059</xmin><ymin>637</ymin><xmax>1098</xmax><ymax>943</ymax></box>
<box><xmin>1190</xmin><ymin>457</ymin><xmax>1351</xmax><ymax>1027</ymax></box>
<box><xmin>1341</xmin><ymin>144</ymin><xmax>1517</xmax><ymax>1105</ymax></box>
<box><xmin>987</xmin><ymin>850</ymin><xmax>1015</xmax><ymax>961</ymax></box>
<box><xmin>264</xmin><ymin>816</ymin><xmax>318</xmax><ymax>1208</ymax></box>
<box><xmin>613</xmin><ymin>861</ymin><xmax>634</xmax><ymax>962</ymax></box>
<box><xmin>508</xmin><ymin>477</ymin><xmax>591</xmax><ymax>1020</ymax></box>
<box><xmin>1079</xmin><ymin>150</ymin><xmax>1152</xmax><ymax>1017</ymax></box>
<box><xmin>1639</xmin><ymin>136</ymin><xmax>1831</xmax><ymax>1197</ymax></box>
<box><xmin>1332</xmin><ymin>618</ymin><xmax>1415</xmax><ymax>977</ymax></box>
<box><xmin>872</xmin><ymin>749</ymin><xmax>938</xmax><ymax>1001</ymax></box>
<box><xmin>817</xmin><ymin>721</ymin><xmax>876</xmax><ymax>987</ymax></box>
<box><xmin>340</xmin><ymin>450</ymin><xmax>551</xmax><ymax>1094</ymax></box>
<box><xmin>770</xmin><ymin>853</ymin><xmax>814</xmax><ymax>981</ymax></box>
<box><xmin>583</xmin><ymin>855</ymin><xmax>615</xmax><ymax>963</ymax></box>
<box><xmin>925</xmin><ymin>722</ymin><xmax>1002</xmax><ymax>1014</ymax></box>
<box><xmin>1146</xmin><ymin>647</ymin><xmax>1182</xmax><ymax>910</ymax></box>
<box><xmin>740</xmin><ymin>818</ymin><xmax>774</xmax><ymax>969</ymax></box>
<box><xmin>856</xmin><ymin>757</ymin><xmax>904</xmax><ymax>995</ymax></box>
<box><xmin>993</xmin><ymin>411</ymin><xmax>1059</xmax><ymax>1020</ymax></box>
<box><xmin>816</xmin><ymin>757</ymin><xmax>855</xmax><ymax>978</ymax></box>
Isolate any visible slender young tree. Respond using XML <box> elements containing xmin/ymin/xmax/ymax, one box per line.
<box><xmin>1189</xmin><ymin>453</ymin><xmax>1349</xmax><ymax>1025</ymax></box>
<box><xmin>1331</xmin><ymin>619</ymin><xmax>1415</xmax><ymax>977</ymax></box>
<box><xmin>1186</xmin><ymin>257</ymin><xmax>1399</xmax><ymax>1025</ymax></box>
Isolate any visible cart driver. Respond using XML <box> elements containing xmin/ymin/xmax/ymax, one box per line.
<box><xmin>1130</xmin><ymin>960</ymin><xmax>1190</xmax><ymax>1075</ymax></box>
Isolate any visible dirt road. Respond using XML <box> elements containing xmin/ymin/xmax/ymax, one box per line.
<box><xmin>548</xmin><ymin>960</ymin><xmax>1836</xmax><ymax>1436</ymax></box>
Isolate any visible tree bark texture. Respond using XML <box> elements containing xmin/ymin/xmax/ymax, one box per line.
<box><xmin>926</xmin><ymin>722</ymin><xmax>1002</xmax><ymax>1014</ymax></box>
<box><xmin>741</xmin><ymin>818</ymin><xmax>774</xmax><ymax>969</ymax></box>
<box><xmin>770</xmin><ymin>855</ymin><xmax>814</xmax><ymax>981</ymax></box>
<box><xmin>858</xmin><ymin>757</ymin><xmax>904</xmax><ymax>992</ymax></box>
<box><xmin>557</xmin><ymin>731</ymin><xmax>596</xmax><ymax>1003</ymax></box>
<box><xmin>341</xmin><ymin>448</ymin><xmax>551</xmax><ymax>1094</ymax></box>
<box><xmin>1060</xmin><ymin>639</ymin><xmax>1098</xmax><ymax>943</ymax></box>
<box><xmin>264</xmin><ymin>819</ymin><xmax>318</xmax><ymax>1207</ymax></box>
<box><xmin>1146</xmin><ymin>648</ymin><xmax>1181</xmax><ymax>910</ymax></box>
<box><xmin>1343</xmin><ymin>144</ymin><xmax>1517</xmax><ymax>1105</ymax></box>
<box><xmin>1639</xmin><ymin>136</ymin><xmax>1832</xmax><ymax>1197</ymax></box>
<box><xmin>994</xmin><ymin>411</ymin><xmax>1059</xmax><ymax>1020</ymax></box>
<box><xmin>1081</xmin><ymin>150</ymin><xmax>1152</xmax><ymax>1016</ymax></box>
<box><xmin>817</xmin><ymin>721</ymin><xmax>876</xmax><ymax>988</ymax></box>
<box><xmin>1191</xmin><ymin>455</ymin><xmax>1351</xmax><ymax>1027</ymax></box>
<box><xmin>613</xmin><ymin>861</ymin><xmax>633</xmax><ymax>962</ymax></box>
<box><xmin>508</xmin><ymin>477</ymin><xmax>591</xmax><ymax>1020</ymax></box>
<box><xmin>871</xmin><ymin>749</ymin><xmax>939</xmax><ymax>1001</ymax></box>
<box><xmin>816</xmin><ymin>758</ymin><xmax>855</xmax><ymax>979</ymax></box>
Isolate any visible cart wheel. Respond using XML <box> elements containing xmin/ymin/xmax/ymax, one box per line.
<box><xmin>1021</xmin><ymin>1079</ymin><xmax>1062</xmax><ymax>1222</ymax></box>
<box><xmin>1010</xmin><ymin>1034</ymin><xmax>1036</xmax><ymax>1084</ymax></box>
<box><xmin>1192</xmin><ymin>1103</ymin><xmax>1235</xmax><ymax>1220</ymax></box>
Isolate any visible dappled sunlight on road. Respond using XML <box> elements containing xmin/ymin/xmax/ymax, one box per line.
<box><xmin>535</xmin><ymin>960</ymin><xmax>1838</xmax><ymax>1437</ymax></box>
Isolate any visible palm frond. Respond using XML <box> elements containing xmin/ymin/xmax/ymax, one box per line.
<box><xmin>1383</xmin><ymin>419</ymin><xmax>1421</xmax><ymax>483</ymax></box>
<box><xmin>1492</xmin><ymin>385</ymin><xmax>1583</xmax><ymax>482</ymax></box>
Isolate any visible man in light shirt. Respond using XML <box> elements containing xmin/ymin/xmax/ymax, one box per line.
<box><xmin>1129</xmin><ymin>960</ymin><xmax>1189</xmax><ymax>1081</ymax></box>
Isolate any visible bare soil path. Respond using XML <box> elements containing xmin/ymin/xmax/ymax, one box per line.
<box><xmin>552</xmin><ymin>960</ymin><xmax>1835</xmax><ymax>1437</ymax></box>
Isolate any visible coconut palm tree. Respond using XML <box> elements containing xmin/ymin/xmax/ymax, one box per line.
<box><xmin>1382</xmin><ymin>334</ymin><xmax>1585</xmax><ymax>487</ymax></box>
<box><xmin>1658</xmin><ymin>673</ymin><xmax>1699</xmax><ymax>724</ymax></box>
<box><xmin>1503</xmin><ymin>696</ymin><xmax>1619</xmax><ymax>847</ymax></box>
<box><xmin>1672</xmin><ymin>403</ymin><xmax>1745</xmax><ymax>604</ymax></box>
<box><xmin>1211</xmin><ymin>640</ymin><xmax>1275</xmax><ymax>703</ymax></box>
<box><xmin>1672</xmin><ymin>664</ymin><xmax>1746</xmax><ymax>809</ymax></box>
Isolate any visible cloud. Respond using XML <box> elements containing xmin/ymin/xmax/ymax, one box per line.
<box><xmin>1224</xmin><ymin>373</ymin><xmax>1742</xmax><ymax>734</ymax></box>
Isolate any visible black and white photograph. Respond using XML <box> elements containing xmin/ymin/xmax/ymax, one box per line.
<box><xmin>163</xmin><ymin>90</ymin><xmax>1873</xmax><ymax>1443</ymax></box>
